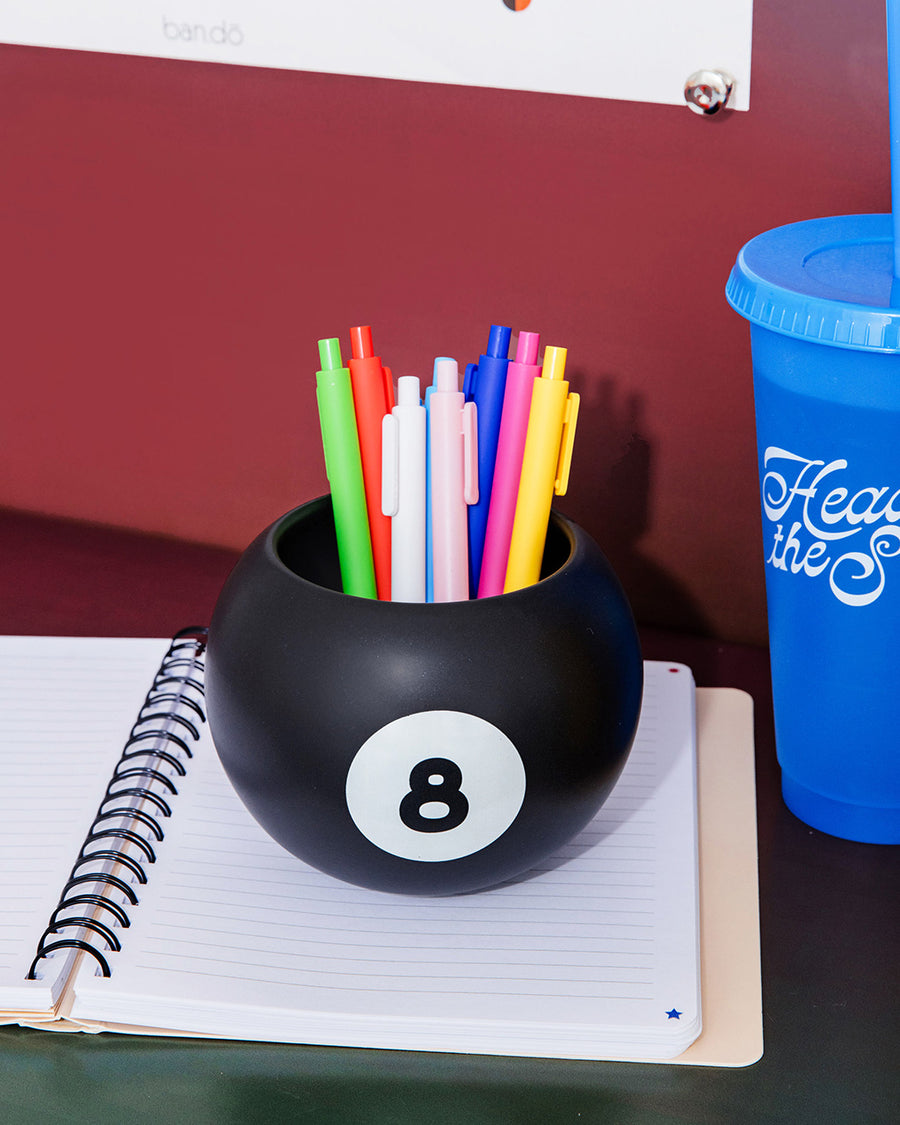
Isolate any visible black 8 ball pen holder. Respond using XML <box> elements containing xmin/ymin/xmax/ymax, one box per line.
<box><xmin>206</xmin><ymin>495</ymin><xmax>643</xmax><ymax>896</ymax></box>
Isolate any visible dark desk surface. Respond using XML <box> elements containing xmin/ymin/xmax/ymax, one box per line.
<box><xmin>1</xmin><ymin>508</ymin><xmax>897</xmax><ymax>1125</ymax></box>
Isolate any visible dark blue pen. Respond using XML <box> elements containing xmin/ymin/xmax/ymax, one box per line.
<box><xmin>464</xmin><ymin>324</ymin><xmax>512</xmax><ymax>594</ymax></box>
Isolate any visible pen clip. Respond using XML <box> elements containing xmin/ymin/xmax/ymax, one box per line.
<box><xmin>382</xmin><ymin>365</ymin><xmax>396</xmax><ymax>412</ymax></box>
<box><xmin>463</xmin><ymin>362</ymin><xmax>478</xmax><ymax>402</ymax></box>
<box><xmin>381</xmin><ymin>413</ymin><xmax>399</xmax><ymax>517</ymax></box>
<box><xmin>462</xmin><ymin>401</ymin><xmax>479</xmax><ymax>506</ymax></box>
<box><xmin>315</xmin><ymin>389</ymin><xmax>334</xmax><ymax>484</ymax></box>
<box><xmin>554</xmin><ymin>392</ymin><xmax>580</xmax><ymax>496</ymax></box>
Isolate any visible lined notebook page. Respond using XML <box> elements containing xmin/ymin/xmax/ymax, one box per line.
<box><xmin>0</xmin><ymin>637</ymin><xmax>173</xmax><ymax>1013</ymax></box>
<box><xmin>71</xmin><ymin>659</ymin><xmax>700</xmax><ymax>1060</ymax></box>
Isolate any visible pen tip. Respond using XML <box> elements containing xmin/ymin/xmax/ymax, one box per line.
<box><xmin>516</xmin><ymin>331</ymin><xmax>540</xmax><ymax>366</ymax></box>
<box><xmin>487</xmin><ymin>324</ymin><xmax>512</xmax><ymax>359</ymax></box>
<box><xmin>543</xmin><ymin>346</ymin><xmax>567</xmax><ymax>380</ymax></box>
<box><xmin>397</xmin><ymin>375</ymin><xmax>421</xmax><ymax>405</ymax></box>
<box><xmin>350</xmin><ymin>325</ymin><xmax>374</xmax><ymax>361</ymax></box>
<box><xmin>318</xmin><ymin>337</ymin><xmax>343</xmax><ymax>371</ymax></box>
<box><xmin>433</xmin><ymin>357</ymin><xmax>459</xmax><ymax>392</ymax></box>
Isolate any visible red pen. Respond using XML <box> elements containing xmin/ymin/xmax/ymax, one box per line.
<box><xmin>348</xmin><ymin>326</ymin><xmax>395</xmax><ymax>600</ymax></box>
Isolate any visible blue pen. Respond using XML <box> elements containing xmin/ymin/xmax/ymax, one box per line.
<box><xmin>464</xmin><ymin>325</ymin><xmax>512</xmax><ymax>594</ymax></box>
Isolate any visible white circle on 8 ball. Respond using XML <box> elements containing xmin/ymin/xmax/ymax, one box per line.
<box><xmin>345</xmin><ymin>710</ymin><xmax>527</xmax><ymax>862</ymax></box>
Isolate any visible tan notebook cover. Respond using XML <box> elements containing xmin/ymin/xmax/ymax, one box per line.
<box><xmin>669</xmin><ymin>687</ymin><xmax>762</xmax><ymax>1067</ymax></box>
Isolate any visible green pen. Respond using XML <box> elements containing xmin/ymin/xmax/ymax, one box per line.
<box><xmin>315</xmin><ymin>337</ymin><xmax>377</xmax><ymax>598</ymax></box>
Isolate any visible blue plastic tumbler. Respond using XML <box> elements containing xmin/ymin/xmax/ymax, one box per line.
<box><xmin>728</xmin><ymin>214</ymin><xmax>900</xmax><ymax>844</ymax></box>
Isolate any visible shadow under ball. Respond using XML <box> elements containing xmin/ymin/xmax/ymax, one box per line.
<box><xmin>206</xmin><ymin>495</ymin><xmax>643</xmax><ymax>896</ymax></box>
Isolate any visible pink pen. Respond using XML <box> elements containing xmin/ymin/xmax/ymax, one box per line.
<box><xmin>430</xmin><ymin>357</ymin><xmax>478</xmax><ymax>602</ymax></box>
<box><xmin>477</xmin><ymin>331</ymin><xmax>542</xmax><ymax>597</ymax></box>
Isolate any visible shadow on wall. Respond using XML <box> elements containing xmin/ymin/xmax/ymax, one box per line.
<box><xmin>561</xmin><ymin>373</ymin><xmax>713</xmax><ymax>638</ymax></box>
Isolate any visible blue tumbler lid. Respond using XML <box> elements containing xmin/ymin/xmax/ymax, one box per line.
<box><xmin>726</xmin><ymin>214</ymin><xmax>900</xmax><ymax>352</ymax></box>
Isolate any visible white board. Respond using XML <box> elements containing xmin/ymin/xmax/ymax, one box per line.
<box><xmin>0</xmin><ymin>0</ymin><xmax>753</xmax><ymax>110</ymax></box>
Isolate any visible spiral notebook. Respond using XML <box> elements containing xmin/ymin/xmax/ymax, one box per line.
<box><xmin>0</xmin><ymin>633</ymin><xmax>761</xmax><ymax>1064</ymax></box>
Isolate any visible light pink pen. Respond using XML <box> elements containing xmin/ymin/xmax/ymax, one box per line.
<box><xmin>477</xmin><ymin>331</ymin><xmax>542</xmax><ymax>598</ymax></box>
<box><xmin>430</xmin><ymin>357</ymin><xmax>478</xmax><ymax>601</ymax></box>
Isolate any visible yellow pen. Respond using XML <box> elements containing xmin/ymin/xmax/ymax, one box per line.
<box><xmin>503</xmin><ymin>346</ymin><xmax>579</xmax><ymax>592</ymax></box>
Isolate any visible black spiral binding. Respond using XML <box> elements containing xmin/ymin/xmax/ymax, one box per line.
<box><xmin>27</xmin><ymin>628</ymin><xmax>208</xmax><ymax>982</ymax></box>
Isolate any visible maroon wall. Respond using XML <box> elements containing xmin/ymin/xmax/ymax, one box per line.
<box><xmin>0</xmin><ymin>2</ymin><xmax>891</xmax><ymax>642</ymax></box>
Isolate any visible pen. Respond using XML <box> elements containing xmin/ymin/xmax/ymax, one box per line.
<box><xmin>348</xmin><ymin>325</ymin><xmax>395</xmax><ymax>600</ymax></box>
<box><xmin>382</xmin><ymin>375</ymin><xmax>426</xmax><ymax>602</ymax></box>
<box><xmin>429</xmin><ymin>358</ymin><xmax>478</xmax><ymax>602</ymax></box>
<box><xmin>504</xmin><ymin>346</ymin><xmax>579</xmax><ymax>593</ymax></box>
<box><xmin>464</xmin><ymin>324</ymin><xmax>512</xmax><ymax>594</ymax></box>
<box><xmin>477</xmin><ymin>330</ymin><xmax>542</xmax><ymax>598</ymax></box>
<box><xmin>315</xmin><ymin>337</ymin><xmax>377</xmax><ymax>599</ymax></box>
<box><xmin>423</xmin><ymin>362</ymin><xmax>441</xmax><ymax>602</ymax></box>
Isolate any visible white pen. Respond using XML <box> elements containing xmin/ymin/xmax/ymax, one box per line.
<box><xmin>429</xmin><ymin>358</ymin><xmax>478</xmax><ymax>602</ymax></box>
<box><xmin>382</xmin><ymin>375</ymin><xmax>427</xmax><ymax>602</ymax></box>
